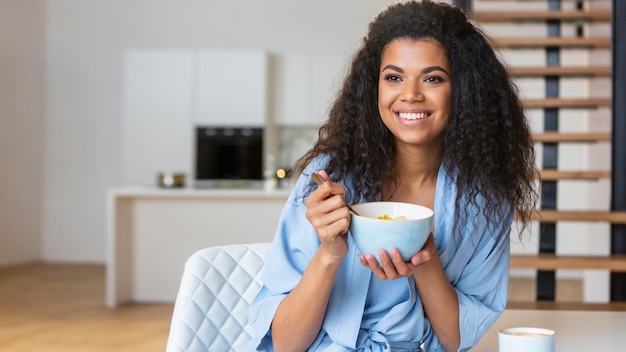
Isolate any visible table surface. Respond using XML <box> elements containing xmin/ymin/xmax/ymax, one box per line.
<box><xmin>473</xmin><ymin>309</ymin><xmax>626</xmax><ymax>351</ymax></box>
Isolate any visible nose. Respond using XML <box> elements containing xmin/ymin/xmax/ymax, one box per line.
<box><xmin>401</xmin><ymin>83</ymin><xmax>425</xmax><ymax>102</ymax></box>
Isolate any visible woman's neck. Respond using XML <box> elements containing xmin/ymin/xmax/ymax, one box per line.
<box><xmin>395</xmin><ymin>143</ymin><xmax>442</xmax><ymax>185</ymax></box>
<box><xmin>383</xmin><ymin>143</ymin><xmax>442</xmax><ymax>207</ymax></box>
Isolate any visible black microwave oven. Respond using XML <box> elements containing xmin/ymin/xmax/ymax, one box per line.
<box><xmin>195</xmin><ymin>126</ymin><xmax>263</xmax><ymax>187</ymax></box>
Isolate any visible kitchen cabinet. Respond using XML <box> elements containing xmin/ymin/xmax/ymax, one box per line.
<box><xmin>273</xmin><ymin>53</ymin><xmax>346</xmax><ymax>127</ymax></box>
<box><xmin>122</xmin><ymin>50</ymin><xmax>194</xmax><ymax>185</ymax></box>
<box><xmin>195</xmin><ymin>50</ymin><xmax>268</xmax><ymax>126</ymax></box>
<box><xmin>122</xmin><ymin>49</ymin><xmax>268</xmax><ymax>185</ymax></box>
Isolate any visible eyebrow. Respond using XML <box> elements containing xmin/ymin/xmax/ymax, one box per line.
<box><xmin>381</xmin><ymin>64</ymin><xmax>450</xmax><ymax>76</ymax></box>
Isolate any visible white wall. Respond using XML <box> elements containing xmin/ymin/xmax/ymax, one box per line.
<box><xmin>2</xmin><ymin>0</ymin><xmax>611</xmax><ymax>268</ymax></box>
<box><xmin>40</xmin><ymin>0</ymin><xmax>396</xmax><ymax>263</ymax></box>
<box><xmin>0</xmin><ymin>0</ymin><xmax>45</xmax><ymax>265</ymax></box>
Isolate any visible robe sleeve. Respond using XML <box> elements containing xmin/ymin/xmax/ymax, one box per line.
<box><xmin>454</xmin><ymin>209</ymin><xmax>512</xmax><ymax>351</ymax></box>
<box><xmin>428</xmin><ymin>168</ymin><xmax>514</xmax><ymax>352</ymax></box>
<box><xmin>246</xmin><ymin>158</ymin><xmax>371</xmax><ymax>351</ymax></box>
<box><xmin>246</xmin><ymin>162</ymin><xmax>325</xmax><ymax>350</ymax></box>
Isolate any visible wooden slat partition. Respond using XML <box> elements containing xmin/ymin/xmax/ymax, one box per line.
<box><xmin>536</xmin><ymin>169</ymin><xmax>611</xmax><ymax>180</ymax></box>
<box><xmin>474</xmin><ymin>0</ymin><xmax>621</xmax><ymax>306</ymax></box>
<box><xmin>531</xmin><ymin>210</ymin><xmax>626</xmax><ymax>224</ymax></box>
<box><xmin>474</xmin><ymin>10</ymin><xmax>611</xmax><ymax>22</ymax></box>
<box><xmin>533</xmin><ymin>132</ymin><xmax>611</xmax><ymax>143</ymax></box>
<box><xmin>510</xmin><ymin>66</ymin><xmax>611</xmax><ymax>77</ymax></box>
<box><xmin>511</xmin><ymin>254</ymin><xmax>626</xmax><ymax>272</ymax></box>
<box><xmin>523</xmin><ymin>98</ymin><xmax>611</xmax><ymax>109</ymax></box>
<box><xmin>492</xmin><ymin>37</ymin><xmax>611</xmax><ymax>49</ymax></box>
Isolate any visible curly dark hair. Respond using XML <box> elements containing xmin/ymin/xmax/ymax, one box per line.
<box><xmin>296</xmin><ymin>0</ymin><xmax>537</xmax><ymax>235</ymax></box>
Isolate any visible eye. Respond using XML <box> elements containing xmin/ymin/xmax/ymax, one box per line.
<box><xmin>384</xmin><ymin>74</ymin><xmax>403</xmax><ymax>82</ymax></box>
<box><xmin>424</xmin><ymin>76</ymin><xmax>444</xmax><ymax>83</ymax></box>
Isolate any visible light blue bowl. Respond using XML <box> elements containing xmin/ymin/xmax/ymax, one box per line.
<box><xmin>349</xmin><ymin>201</ymin><xmax>434</xmax><ymax>264</ymax></box>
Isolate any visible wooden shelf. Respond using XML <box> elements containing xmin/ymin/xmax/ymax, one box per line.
<box><xmin>523</xmin><ymin>97</ymin><xmax>611</xmax><ymax>109</ymax></box>
<box><xmin>510</xmin><ymin>254</ymin><xmax>626</xmax><ymax>272</ymax></box>
<box><xmin>533</xmin><ymin>132</ymin><xmax>611</xmax><ymax>143</ymax></box>
<box><xmin>506</xmin><ymin>301</ymin><xmax>626</xmax><ymax>312</ymax></box>
<box><xmin>536</xmin><ymin>169</ymin><xmax>611</xmax><ymax>180</ymax></box>
<box><xmin>474</xmin><ymin>10</ymin><xmax>611</xmax><ymax>23</ymax></box>
<box><xmin>530</xmin><ymin>210</ymin><xmax>626</xmax><ymax>224</ymax></box>
<box><xmin>510</xmin><ymin>66</ymin><xmax>611</xmax><ymax>77</ymax></box>
<box><xmin>492</xmin><ymin>37</ymin><xmax>611</xmax><ymax>49</ymax></box>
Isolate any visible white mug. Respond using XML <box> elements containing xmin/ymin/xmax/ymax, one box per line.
<box><xmin>498</xmin><ymin>327</ymin><xmax>555</xmax><ymax>352</ymax></box>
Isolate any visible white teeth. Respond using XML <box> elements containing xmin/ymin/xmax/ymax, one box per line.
<box><xmin>399</xmin><ymin>112</ymin><xmax>428</xmax><ymax>120</ymax></box>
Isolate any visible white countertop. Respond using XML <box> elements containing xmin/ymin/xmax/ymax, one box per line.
<box><xmin>106</xmin><ymin>183</ymin><xmax>291</xmax><ymax>307</ymax></box>
<box><xmin>474</xmin><ymin>309</ymin><xmax>626</xmax><ymax>351</ymax></box>
<box><xmin>108</xmin><ymin>185</ymin><xmax>292</xmax><ymax>199</ymax></box>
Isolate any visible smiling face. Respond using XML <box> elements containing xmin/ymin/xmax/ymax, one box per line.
<box><xmin>378</xmin><ymin>38</ymin><xmax>452</xmax><ymax>152</ymax></box>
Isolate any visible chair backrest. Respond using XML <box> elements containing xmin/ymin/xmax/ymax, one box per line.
<box><xmin>166</xmin><ymin>242</ymin><xmax>271</xmax><ymax>352</ymax></box>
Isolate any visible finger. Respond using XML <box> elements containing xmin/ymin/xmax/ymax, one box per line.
<box><xmin>307</xmin><ymin>201</ymin><xmax>350</xmax><ymax>227</ymax></box>
<box><xmin>363</xmin><ymin>254</ymin><xmax>386</xmax><ymax>279</ymax></box>
<box><xmin>306</xmin><ymin>192</ymin><xmax>349</xmax><ymax>218</ymax></box>
<box><xmin>316</xmin><ymin>217</ymin><xmax>350</xmax><ymax>241</ymax></box>
<box><xmin>390</xmin><ymin>248</ymin><xmax>410</xmax><ymax>276</ymax></box>
<box><xmin>378</xmin><ymin>250</ymin><xmax>401</xmax><ymax>279</ymax></box>
<box><xmin>410</xmin><ymin>233</ymin><xmax>437</xmax><ymax>265</ymax></box>
<box><xmin>306</xmin><ymin>183</ymin><xmax>332</xmax><ymax>204</ymax></box>
<box><xmin>316</xmin><ymin>169</ymin><xmax>331</xmax><ymax>182</ymax></box>
<box><xmin>308</xmin><ymin>182</ymin><xmax>346</xmax><ymax>207</ymax></box>
<box><xmin>312</xmin><ymin>170</ymin><xmax>346</xmax><ymax>198</ymax></box>
<box><xmin>410</xmin><ymin>248</ymin><xmax>432</xmax><ymax>266</ymax></box>
<box><xmin>357</xmin><ymin>254</ymin><xmax>368</xmax><ymax>266</ymax></box>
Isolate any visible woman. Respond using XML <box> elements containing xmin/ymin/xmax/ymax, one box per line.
<box><xmin>246</xmin><ymin>1</ymin><xmax>537</xmax><ymax>351</ymax></box>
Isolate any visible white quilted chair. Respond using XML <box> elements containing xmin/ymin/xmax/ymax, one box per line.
<box><xmin>166</xmin><ymin>243</ymin><xmax>271</xmax><ymax>352</ymax></box>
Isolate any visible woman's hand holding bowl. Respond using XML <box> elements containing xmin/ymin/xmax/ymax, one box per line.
<box><xmin>358</xmin><ymin>234</ymin><xmax>437</xmax><ymax>280</ymax></box>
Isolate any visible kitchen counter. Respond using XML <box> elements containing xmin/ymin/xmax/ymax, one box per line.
<box><xmin>109</xmin><ymin>185</ymin><xmax>292</xmax><ymax>198</ymax></box>
<box><xmin>106</xmin><ymin>186</ymin><xmax>291</xmax><ymax>307</ymax></box>
<box><xmin>474</xmin><ymin>308</ymin><xmax>626</xmax><ymax>351</ymax></box>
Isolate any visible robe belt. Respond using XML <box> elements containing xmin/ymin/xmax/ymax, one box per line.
<box><xmin>356</xmin><ymin>329</ymin><xmax>424</xmax><ymax>352</ymax></box>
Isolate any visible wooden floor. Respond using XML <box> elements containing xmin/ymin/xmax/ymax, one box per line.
<box><xmin>0</xmin><ymin>263</ymin><xmax>583</xmax><ymax>351</ymax></box>
<box><xmin>0</xmin><ymin>264</ymin><xmax>173</xmax><ymax>352</ymax></box>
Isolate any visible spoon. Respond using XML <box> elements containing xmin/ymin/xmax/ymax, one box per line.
<box><xmin>311</xmin><ymin>172</ymin><xmax>360</xmax><ymax>216</ymax></box>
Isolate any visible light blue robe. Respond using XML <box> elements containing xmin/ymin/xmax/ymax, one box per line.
<box><xmin>246</xmin><ymin>157</ymin><xmax>512</xmax><ymax>351</ymax></box>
